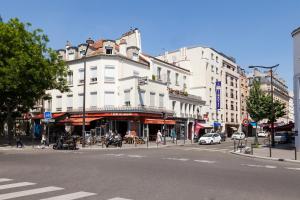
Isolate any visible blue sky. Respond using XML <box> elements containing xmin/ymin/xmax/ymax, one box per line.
<box><xmin>1</xmin><ymin>0</ymin><xmax>299</xmax><ymax>89</ymax></box>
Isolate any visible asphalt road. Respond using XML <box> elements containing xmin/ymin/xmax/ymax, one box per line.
<box><xmin>0</xmin><ymin>142</ymin><xmax>300</xmax><ymax>200</ymax></box>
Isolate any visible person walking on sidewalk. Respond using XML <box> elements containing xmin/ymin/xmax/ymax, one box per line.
<box><xmin>16</xmin><ymin>134</ymin><xmax>23</xmax><ymax>148</ymax></box>
<box><xmin>156</xmin><ymin>130</ymin><xmax>162</xmax><ymax>144</ymax></box>
<box><xmin>41</xmin><ymin>133</ymin><xmax>47</xmax><ymax>146</ymax></box>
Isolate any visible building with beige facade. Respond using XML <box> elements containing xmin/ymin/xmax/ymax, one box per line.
<box><xmin>248</xmin><ymin>68</ymin><xmax>290</xmax><ymax>124</ymax></box>
<box><xmin>237</xmin><ymin>67</ymin><xmax>249</xmax><ymax>122</ymax></box>
<box><xmin>157</xmin><ymin>46</ymin><xmax>241</xmax><ymax>137</ymax></box>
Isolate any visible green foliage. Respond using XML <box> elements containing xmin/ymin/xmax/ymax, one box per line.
<box><xmin>0</xmin><ymin>18</ymin><xmax>68</xmax><ymax>113</ymax></box>
<box><xmin>246</xmin><ymin>80</ymin><xmax>266</xmax><ymax>123</ymax></box>
<box><xmin>246</xmin><ymin>79</ymin><xmax>286</xmax><ymax>123</ymax></box>
<box><xmin>0</xmin><ymin>18</ymin><xmax>69</xmax><ymax>141</ymax></box>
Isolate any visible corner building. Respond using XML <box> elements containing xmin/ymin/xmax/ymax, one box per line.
<box><xmin>43</xmin><ymin>29</ymin><xmax>205</xmax><ymax>141</ymax></box>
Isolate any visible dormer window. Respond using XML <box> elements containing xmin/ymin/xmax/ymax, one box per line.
<box><xmin>80</xmin><ymin>50</ymin><xmax>86</xmax><ymax>57</ymax></box>
<box><xmin>105</xmin><ymin>46</ymin><xmax>113</xmax><ymax>55</ymax></box>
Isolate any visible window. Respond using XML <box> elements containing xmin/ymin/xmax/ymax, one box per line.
<box><xmin>172</xmin><ymin>56</ymin><xmax>177</xmax><ymax>63</ymax></box>
<box><xmin>78</xmin><ymin>93</ymin><xmax>83</xmax><ymax>108</ymax></box>
<box><xmin>211</xmin><ymin>65</ymin><xmax>214</xmax><ymax>72</ymax></box>
<box><xmin>226</xmin><ymin>100</ymin><xmax>228</xmax><ymax>109</ymax></box>
<box><xmin>167</xmin><ymin>70</ymin><xmax>171</xmax><ymax>83</ymax></box>
<box><xmin>68</xmin><ymin>51</ymin><xmax>75</xmax><ymax>60</ymax></box>
<box><xmin>175</xmin><ymin>73</ymin><xmax>179</xmax><ymax>85</ymax></box>
<box><xmin>132</xmin><ymin>53</ymin><xmax>138</xmax><ymax>61</ymax></box>
<box><xmin>104</xmin><ymin>66</ymin><xmax>115</xmax><ymax>83</ymax></box>
<box><xmin>104</xmin><ymin>91</ymin><xmax>114</xmax><ymax>106</ymax></box>
<box><xmin>66</xmin><ymin>94</ymin><xmax>73</xmax><ymax>111</ymax></box>
<box><xmin>56</xmin><ymin>96</ymin><xmax>62</xmax><ymax>111</ymax></box>
<box><xmin>150</xmin><ymin>92</ymin><xmax>155</xmax><ymax>107</ymax></box>
<box><xmin>79</xmin><ymin>50</ymin><xmax>85</xmax><ymax>57</ymax></box>
<box><xmin>46</xmin><ymin>99</ymin><xmax>52</xmax><ymax>112</ymax></box>
<box><xmin>211</xmin><ymin>53</ymin><xmax>214</xmax><ymax>60</ymax></box>
<box><xmin>90</xmin><ymin>92</ymin><xmax>97</xmax><ymax>108</ymax></box>
<box><xmin>216</xmin><ymin>68</ymin><xmax>218</xmax><ymax>74</ymax></box>
<box><xmin>216</xmin><ymin>56</ymin><xmax>219</xmax><ymax>62</ymax></box>
<box><xmin>124</xmin><ymin>90</ymin><xmax>130</xmax><ymax>106</ymax></box>
<box><xmin>90</xmin><ymin>66</ymin><xmax>97</xmax><ymax>83</ymax></box>
<box><xmin>67</xmin><ymin>71</ymin><xmax>73</xmax><ymax>85</ymax></box>
<box><xmin>157</xmin><ymin>67</ymin><xmax>161</xmax><ymax>80</ymax></box>
<box><xmin>159</xmin><ymin>94</ymin><xmax>164</xmax><ymax>108</ymax></box>
<box><xmin>231</xmin><ymin>101</ymin><xmax>234</xmax><ymax>110</ymax></box>
<box><xmin>78</xmin><ymin>68</ymin><xmax>84</xmax><ymax>84</ymax></box>
<box><xmin>105</xmin><ymin>47</ymin><xmax>113</xmax><ymax>55</ymax></box>
<box><xmin>139</xmin><ymin>91</ymin><xmax>145</xmax><ymax>106</ymax></box>
<box><xmin>183</xmin><ymin>76</ymin><xmax>187</xmax><ymax>89</ymax></box>
<box><xmin>172</xmin><ymin>101</ymin><xmax>176</xmax><ymax>110</ymax></box>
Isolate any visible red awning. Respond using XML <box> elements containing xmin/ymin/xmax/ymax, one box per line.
<box><xmin>59</xmin><ymin>117</ymin><xmax>102</xmax><ymax>126</ymax></box>
<box><xmin>194</xmin><ymin>123</ymin><xmax>204</xmax><ymax>136</ymax></box>
<box><xmin>143</xmin><ymin>118</ymin><xmax>176</xmax><ymax>125</ymax></box>
<box><xmin>32</xmin><ymin>113</ymin><xmax>66</xmax><ymax>119</ymax></box>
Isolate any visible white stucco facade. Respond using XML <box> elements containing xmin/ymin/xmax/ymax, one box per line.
<box><xmin>157</xmin><ymin>47</ymin><xmax>241</xmax><ymax>135</ymax></box>
<box><xmin>292</xmin><ymin>27</ymin><xmax>300</xmax><ymax>149</ymax></box>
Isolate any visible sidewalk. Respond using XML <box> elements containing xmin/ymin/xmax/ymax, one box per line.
<box><xmin>231</xmin><ymin>143</ymin><xmax>300</xmax><ymax>164</ymax></box>
<box><xmin>0</xmin><ymin>139</ymin><xmax>194</xmax><ymax>151</ymax></box>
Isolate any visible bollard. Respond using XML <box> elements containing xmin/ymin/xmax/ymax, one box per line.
<box><xmin>134</xmin><ymin>137</ymin><xmax>137</xmax><ymax>147</ymax></box>
<box><xmin>147</xmin><ymin>136</ymin><xmax>149</xmax><ymax>149</ymax></box>
<box><xmin>233</xmin><ymin>139</ymin><xmax>236</xmax><ymax>152</ymax></box>
<box><xmin>269</xmin><ymin>137</ymin><xmax>272</xmax><ymax>157</ymax></box>
<box><xmin>251</xmin><ymin>144</ymin><xmax>253</xmax><ymax>155</ymax></box>
<box><xmin>176</xmin><ymin>137</ymin><xmax>177</xmax><ymax>145</ymax></box>
<box><xmin>295</xmin><ymin>147</ymin><xmax>297</xmax><ymax>160</ymax></box>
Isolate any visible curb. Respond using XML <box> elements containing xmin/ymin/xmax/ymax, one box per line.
<box><xmin>230</xmin><ymin>150</ymin><xmax>300</xmax><ymax>164</ymax></box>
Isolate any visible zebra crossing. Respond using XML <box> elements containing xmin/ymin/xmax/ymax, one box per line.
<box><xmin>0</xmin><ymin>178</ymin><xmax>134</xmax><ymax>200</ymax></box>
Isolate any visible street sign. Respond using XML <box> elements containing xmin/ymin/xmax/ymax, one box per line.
<box><xmin>242</xmin><ymin>119</ymin><xmax>249</xmax><ymax>126</ymax></box>
<box><xmin>250</xmin><ymin>122</ymin><xmax>257</xmax><ymax>127</ymax></box>
<box><xmin>216</xmin><ymin>81</ymin><xmax>221</xmax><ymax>87</ymax></box>
<box><xmin>44</xmin><ymin>112</ymin><xmax>52</xmax><ymax>119</ymax></box>
<box><xmin>41</xmin><ymin>119</ymin><xmax>55</xmax><ymax>123</ymax></box>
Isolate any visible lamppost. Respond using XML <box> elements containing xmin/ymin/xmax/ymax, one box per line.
<box><xmin>82</xmin><ymin>38</ymin><xmax>95</xmax><ymax>148</ymax></box>
<box><xmin>162</xmin><ymin>112</ymin><xmax>166</xmax><ymax>145</ymax></box>
<box><xmin>249</xmin><ymin>64</ymin><xmax>279</xmax><ymax>148</ymax></box>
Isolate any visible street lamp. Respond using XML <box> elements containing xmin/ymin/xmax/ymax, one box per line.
<box><xmin>248</xmin><ymin>64</ymin><xmax>279</xmax><ymax>148</ymax></box>
<box><xmin>162</xmin><ymin>112</ymin><xmax>166</xmax><ymax>145</ymax></box>
<box><xmin>82</xmin><ymin>38</ymin><xmax>94</xmax><ymax>148</ymax></box>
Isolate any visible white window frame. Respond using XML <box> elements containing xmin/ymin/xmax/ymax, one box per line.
<box><xmin>90</xmin><ymin>66</ymin><xmax>97</xmax><ymax>83</ymax></box>
<box><xmin>104</xmin><ymin>65</ymin><xmax>115</xmax><ymax>83</ymax></box>
<box><xmin>104</xmin><ymin>91</ymin><xmax>115</xmax><ymax>106</ymax></box>
<box><xmin>90</xmin><ymin>91</ymin><xmax>97</xmax><ymax>108</ymax></box>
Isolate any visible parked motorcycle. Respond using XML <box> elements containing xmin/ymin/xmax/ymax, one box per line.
<box><xmin>53</xmin><ymin>135</ymin><xmax>78</xmax><ymax>150</ymax></box>
<box><xmin>105</xmin><ymin>133</ymin><xmax>122</xmax><ymax>148</ymax></box>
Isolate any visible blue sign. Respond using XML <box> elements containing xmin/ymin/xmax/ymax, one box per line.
<box><xmin>216</xmin><ymin>81</ymin><xmax>221</xmax><ymax>87</ymax></box>
<box><xmin>216</xmin><ymin>89</ymin><xmax>221</xmax><ymax>110</ymax></box>
<box><xmin>44</xmin><ymin>112</ymin><xmax>52</xmax><ymax>119</ymax></box>
<box><xmin>213</xmin><ymin>122</ymin><xmax>221</xmax><ymax>127</ymax></box>
<box><xmin>250</xmin><ymin>122</ymin><xmax>257</xmax><ymax>127</ymax></box>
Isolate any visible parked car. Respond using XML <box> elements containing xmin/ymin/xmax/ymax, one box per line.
<box><xmin>198</xmin><ymin>133</ymin><xmax>222</xmax><ymax>145</ymax></box>
<box><xmin>231</xmin><ymin>132</ymin><xmax>245</xmax><ymax>140</ymax></box>
<box><xmin>274</xmin><ymin>132</ymin><xmax>289</xmax><ymax>144</ymax></box>
<box><xmin>258</xmin><ymin>131</ymin><xmax>268</xmax><ymax>137</ymax></box>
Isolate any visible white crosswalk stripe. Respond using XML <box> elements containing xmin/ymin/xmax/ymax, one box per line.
<box><xmin>285</xmin><ymin>167</ymin><xmax>300</xmax><ymax>171</ymax></box>
<box><xmin>39</xmin><ymin>191</ymin><xmax>96</xmax><ymax>200</ymax></box>
<box><xmin>108</xmin><ymin>198</ymin><xmax>133</xmax><ymax>200</ymax></box>
<box><xmin>0</xmin><ymin>182</ymin><xmax>36</xmax><ymax>190</ymax></box>
<box><xmin>241</xmin><ymin>164</ymin><xmax>277</xmax><ymax>169</ymax></box>
<box><xmin>0</xmin><ymin>186</ymin><xmax>64</xmax><ymax>200</ymax></box>
<box><xmin>0</xmin><ymin>179</ymin><xmax>12</xmax><ymax>183</ymax></box>
<box><xmin>194</xmin><ymin>159</ymin><xmax>216</xmax><ymax>164</ymax></box>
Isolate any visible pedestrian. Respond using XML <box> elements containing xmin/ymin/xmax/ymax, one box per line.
<box><xmin>16</xmin><ymin>134</ymin><xmax>23</xmax><ymax>148</ymax></box>
<box><xmin>156</xmin><ymin>130</ymin><xmax>162</xmax><ymax>144</ymax></box>
<box><xmin>171</xmin><ymin>128</ymin><xmax>176</xmax><ymax>143</ymax></box>
<box><xmin>41</xmin><ymin>133</ymin><xmax>47</xmax><ymax>146</ymax></box>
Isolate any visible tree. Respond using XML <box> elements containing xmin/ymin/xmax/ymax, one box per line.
<box><xmin>246</xmin><ymin>79</ymin><xmax>266</xmax><ymax>144</ymax></box>
<box><xmin>0</xmin><ymin>18</ymin><xmax>68</xmax><ymax>144</ymax></box>
<box><xmin>263</xmin><ymin>95</ymin><xmax>286</xmax><ymax>123</ymax></box>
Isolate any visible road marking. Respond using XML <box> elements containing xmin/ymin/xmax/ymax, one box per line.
<box><xmin>127</xmin><ymin>155</ymin><xmax>145</xmax><ymax>158</ymax></box>
<box><xmin>0</xmin><ymin>182</ymin><xmax>36</xmax><ymax>190</ymax></box>
<box><xmin>39</xmin><ymin>191</ymin><xmax>97</xmax><ymax>200</ymax></box>
<box><xmin>164</xmin><ymin>158</ymin><xmax>189</xmax><ymax>161</ymax></box>
<box><xmin>285</xmin><ymin>167</ymin><xmax>300</xmax><ymax>171</ymax></box>
<box><xmin>108</xmin><ymin>197</ymin><xmax>133</xmax><ymax>200</ymax></box>
<box><xmin>0</xmin><ymin>186</ymin><xmax>64</xmax><ymax>200</ymax></box>
<box><xmin>104</xmin><ymin>154</ymin><xmax>125</xmax><ymax>157</ymax></box>
<box><xmin>0</xmin><ymin>179</ymin><xmax>12</xmax><ymax>183</ymax></box>
<box><xmin>241</xmin><ymin>164</ymin><xmax>277</xmax><ymax>169</ymax></box>
<box><xmin>194</xmin><ymin>160</ymin><xmax>216</xmax><ymax>164</ymax></box>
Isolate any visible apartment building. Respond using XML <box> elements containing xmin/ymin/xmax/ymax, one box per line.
<box><xmin>248</xmin><ymin>68</ymin><xmax>290</xmax><ymax>124</ymax></box>
<box><xmin>41</xmin><ymin>29</ymin><xmax>205</xmax><ymax>140</ymax></box>
<box><xmin>157</xmin><ymin>46</ymin><xmax>241</xmax><ymax>137</ymax></box>
<box><xmin>237</xmin><ymin>67</ymin><xmax>249</xmax><ymax>122</ymax></box>
<box><xmin>288</xmin><ymin>91</ymin><xmax>294</xmax><ymax>122</ymax></box>
<box><xmin>292</xmin><ymin>26</ymin><xmax>300</xmax><ymax>149</ymax></box>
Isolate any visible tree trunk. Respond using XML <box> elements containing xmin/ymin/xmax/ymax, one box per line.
<box><xmin>6</xmin><ymin>110</ymin><xmax>14</xmax><ymax>145</ymax></box>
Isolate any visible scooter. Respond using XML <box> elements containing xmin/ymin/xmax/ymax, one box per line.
<box><xmin>105</xmin><ymin>134</ymin><xmax>122</xmax><ymax>148</ymax></box>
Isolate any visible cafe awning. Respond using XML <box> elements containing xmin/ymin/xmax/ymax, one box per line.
<box><xmin>143</xmin><ymin>118</ymin><xmax>176</xmax><ymax>125</ymax></box>
<box><xmin>59</xmin><ymin>117</ymin><xmax>103</xmax><ymax>126</ymax></box>
<box><xmin>32</xmin><ymin>113</ymin><xmax>67</xmax><ymax>120</ymax></box>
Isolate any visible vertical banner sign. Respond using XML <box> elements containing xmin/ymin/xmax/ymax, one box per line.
<box><xmin>216</xmin><ymin>81</ymin><xmax>221</xmax><ymax>110</ymax></box>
